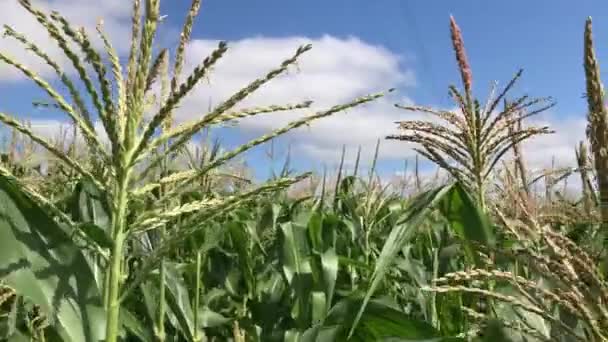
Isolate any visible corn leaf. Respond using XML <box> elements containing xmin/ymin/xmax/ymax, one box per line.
<box><xmin>0</xmin><ymin>174</ymin><xmax>106</xmax><ymax>341</ymax></box>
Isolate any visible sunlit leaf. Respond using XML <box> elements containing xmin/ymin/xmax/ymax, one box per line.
<box><xmin>0</xmin><ymin>174</ymin><xmax>106</xmax><ymax>341</ymax></box>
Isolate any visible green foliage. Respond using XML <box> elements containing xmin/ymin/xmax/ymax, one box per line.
<box><xmin>0</xmin><ymin>174</ymin><xmax>106</xmax><ymax>341</ymax></box>
<box><xmin>1</xmin><ymin>3</ymin><xmax>606</xmax><ymax>342</ymax></box>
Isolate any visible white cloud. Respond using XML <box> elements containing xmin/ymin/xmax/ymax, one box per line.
<box><xmin>0</xmin><ymin>2</ymin><xmax>591</xmax><ymax>185</ymax></box>
<box><xmin>520</xmin><ymin>113</ymin><xmax>586</xmax><ymax>170</ymax></box>
<box><xmin>0</xmin><ymin>118</ymin><xmax>109</xmax><ymax>153</ymax></box>
<box><xmin>172</xmin><ymin>35</ymin><xmax>589</xmax><ymax>172</ymax></box>
<box><xmin>514</xmin><ymin>113</ymin><xmax>587</xmax><ymax>195</ymax></box>
<box><xmin>169</xmin><ymin>35</ymin><xmax>420</xmax><ymax>165</ymax></box>
<box><xmin>0</xmin><ymin>0</ymin><xmax>133</xmax><ymax>81</ymax></box>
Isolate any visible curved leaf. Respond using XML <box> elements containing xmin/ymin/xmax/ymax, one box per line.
<box><xmin>438</xmin><ymin>183</ymin><xmax>495</xmax><ymax>262</ymax></box>
<box><xmin>351</xmin><ymin>181</ymin><xmax>496</xmax><ymax>338</ymax></box>
<box><xmin>320</xmin><ymin>248</ymin><xmax>338</xmax><ymax>314</ymax></box>
<box><xmin>0</xmin><ymin>174</ymin><xmax>106</xmax><ymax>341</ymax></box>
<box><xmin>308</xmin><ymin>297</ymin><xmax>463</xmax><ymax>341</ymax></box>
<box><xmin>349</xmin><ymin>184</ymin><xmax>454</xmax><ymax>338</ymax></box>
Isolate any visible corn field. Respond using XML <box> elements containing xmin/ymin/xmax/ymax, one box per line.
<box><xmin>0</xmin><ymin>0</ymin><xmax>607</xmax><ymax>341</ymax></box>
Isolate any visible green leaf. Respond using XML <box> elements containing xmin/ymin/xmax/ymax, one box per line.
<box><xmin>229</xmin><ymin>221</ymin><xmax>256</xmax><ymax>295</ymax></box>
<box><xmin>438</xmin><ymin>183</ymin><xmax>495</xmax><ymax>263</ymax></box>
<box><xmin>139</xmin><ymin>282</ymin><xmax>159</xmax><ymax>330</ymax></box>
<box><xmin>69</xmin><ymin>180</ymin><xmax>112</xmax><ymax>289</ymax></box>
<box><xmin>349</xmin><ymin>183</ymin><xmax>454</xmax><ymax>338</ymax></box>
<box><xmin>280</xmin><ymin>222</ymin><xmax>313</xmax><ymax>285</ymax></box>
<box><xmin>285</xmin><ymin>329</ymin><xmax>304</xmax><ymax>342</ymax></box>
<box><xmin>351</xmin><ymin>181</ymin><xmax>497</xmax><ymax>338</ymax></box>
<box><xmin>320</xmin><ymin>248</ymin><xmax>338</xmax><ymax>313</ymax></box>
<box><xmin>311</xmin><ymin>291</ymin><xmax>326</xmax><ymax>324</ymax></box>
<box><xmin>77</xmin><ymin>222</ymin><xmax>113</xmax><ymax>249</ymax></box>
<box><xmin>163</xmin><ymin>262</ymin><xmax>196</xmax><ymax>341</ymax></box>
<box><xmin>281</xmin><ymin>222</ymin><xmax>314</xmax><ymax>328</ymax></box>
<box><xmin>6</xmin><ymin>329</ymin><xmax>30</xmax><ymax>342</ymax></box>
<box><xmin>307</xmin><ymin>212</ymin><xmax>324</xmax><ymax>252</ymax></box>
<box><xmin>196</xmin><ymin>307</ymin><xmax>230</xmax><ymax>328</ymax></box>
<box><xmin>70</xmin><ymin>179</ymin><xmax>111</xmax><ymax>230</ymax></box>
<box><xmin>478</xmin><ymin>319</ymin><xmax>516</xmax><ymax>342</ymax></box>
<box><xmin>120</xmin><ymin>308</ymin><xmax>153</xmax><ymax>342</ymax></box>
<box><xmin>0</xmin><ymin>174</ymin><xmax>106</xmax><ymax>341</ymax></box>
<box><xmin>312</xmin><ymin>297</ymin><xmax>464</xmax><ymax>342</ymax></box>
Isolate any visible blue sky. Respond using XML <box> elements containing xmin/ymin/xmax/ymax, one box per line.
<box><xmin>1</xmin><ymin>0</ymin><xmax>606</xmax><ymax>181</ymax></box>
<box><xmin>173</xmin><ymin>0</ymin><xmax>608</xmax><ymax>113</ymax></box>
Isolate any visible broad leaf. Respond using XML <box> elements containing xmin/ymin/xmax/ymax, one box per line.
<box><xmin>438</xmin><ymin>183</ymin><xmax>495</xmax><ymax>263</ymax></box>
<box><xmin>281</xmin><ymin>222</ymin><xmax>314</xmax><ymax>328</ymax></box>
<box><xmin>0</xmin><ymin>174</ymin><xmax>106</xmax><ymax>341</ymax></box>
<box><xmin>320</xmin><ymin>248</ymin><xmax>338</xmax><ymax>314</ymax></box>
<box><xmin>349</xmin><ymin>183</ymin><xmax>454</xmax><ymax>337</ymax></box>
<box><xmin>307</xmin><ymin>297</ymin><xmax>464</xmax><ymax>341</ymax></box>
<box><xmin>164</xmin><ymin>262</ymin><xmax>196</xmax><ymax>341</ymax></box>
<box><xmin>351</xmin><ymin>181</ymin><xmax>496</xmax><ymax>338</ymax></box>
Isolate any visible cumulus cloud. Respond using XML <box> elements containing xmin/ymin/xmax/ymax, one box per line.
<box><xmin>0</xmin><ymin>0</ymin><xmax>133</xmax><ymax>81</ymax></box>
<box><xmin>173</xmin><ymin>35</ymin><xmax>589</xmax><ymax>171</ymax></box>
<box><xmin>5</xmin><ymin>118</ymin><xmax>109</xmax><ymax>148</ymax></box>
<box><xmin>0</xmin><ymin>2</ymin><xmax>590</xmax><ymax>180</ymax></box>
<box><xmin>520</xmin><ymin>113</ymin><xmax>586</xmax><ymax>170</ymax></box>
<box><xmin>169</xmin><ymin>35</ymin><xmax>421</xmax><ymax>165</ymax></box>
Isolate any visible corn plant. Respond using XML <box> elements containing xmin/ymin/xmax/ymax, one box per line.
<box><xmin>584</xmin><ymin>17</ymin><xmax>608</xmax><ymax>234</ymax></box>
<box><xmin>422</xmin><ymin>202</ymin><xmax>608</xmax><ymax>341</ymax></box>
<box><xmin>575</xmin><ymin>141</ymin><xmax>596</xmax><ymax>217</ymax></box>
<box><xmin>0</xmin><ymin>0</ymin><xmax>390</xmax><ymax>340</ymax></box>
<box><xmin>387</xmin><ymin>16</ymin><xmax>554</xmax><ymax>208</ymax></box>
<box><xmin>402</xmin><ymin>16</ymin><xmax>608</xmax><ymax>342</ymax></box>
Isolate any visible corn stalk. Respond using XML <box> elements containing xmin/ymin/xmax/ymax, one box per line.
<box><xmin>584</xmin><ymin>17</ymin><xmax>608</xmax><ymax>234</ymax></box>
<box><xmin>0</xmin><ymin>1</ymin><xmax>388</xmax><ymax>340</ymax></box>
<box><xmin>387</xmin><ymin>16</ymin><xmax>554</xmax><ymax>210</ymax></box>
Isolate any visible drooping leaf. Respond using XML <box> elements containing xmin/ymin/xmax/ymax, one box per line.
<box><xmin>438</xmin><ymin>183</ymin><xmax>495</xmax><ymax>263</ymax></box>
<box><xmin>320</xmin><ymin>248</ymin><xmax>338</xmax><ymax>314</ymax></box>
<box><xmin>0</xmin><ymin>174</ymin><xmax>106</xmax><ymax>341</ymax></box>
<box><xmin>163</xmin><ymin>262</ymin><xmax>196</xmax><ymax>341</ymax></box>
<box><xmin>349</xmin><ymin>183</ymin><xmax>454</xmax><ymax>338</ymax></box>
<box><xmin>309</xmin><ymin>296</ymin><xmax>464</xmax><ymax>341</ymax></box>
<box><xmin>120</xmin><ymin>308</ymin><xmax>153</xmax><ymax>342</ymax></box>
<box><xmin>196</xmin><ymin>307</ymin><xmax>230</xmax><ymax>328</ymax></box>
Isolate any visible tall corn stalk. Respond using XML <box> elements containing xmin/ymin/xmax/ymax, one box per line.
<box><xmin>0</xmin><ymin>1</ymin><xmax>389</xmax><ymax>340</ymax></box>
<box><xmin>584</xmin><ymin>17</ymin><xmax>608</xmax><ymax>233</ymax></box>
<box><xmin>417</xmin><ymin>17</ymin><xmax>608</xmax><ymax>341</ymax></box>
<box><xmin>576</xmin><ymin>141</ymin><xmax>596</xmax><ymax>217</ymax></box>
<box><xmin>387</xmin><ymin>16</ymin><xmax>554</xmax><ymax>209</ymax></box>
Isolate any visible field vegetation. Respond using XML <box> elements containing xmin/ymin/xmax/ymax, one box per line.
<box><xmin>0</xmin><ymin>1</ymin><xmax>607</xmax><ymax>341</ymax></box>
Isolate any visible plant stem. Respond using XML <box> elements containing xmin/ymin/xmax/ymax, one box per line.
<box><xmin>193</xmin><ymin>250</ymin><xmax>202</xmax><ymax>342</ymax></box>
<box><xmin>156</xmin><ymin>226</ymin><xmax>166</xmax><ymax>341</ymax></box>
<box><xmin>105</xmin><ymin>169</ymin><xmax>131</xmax><ymax>342</ymax></box>
<box><xmin>477</xmin><ymin>179</ymin><xmax>486</xmax><ymax>212</ymax></box>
